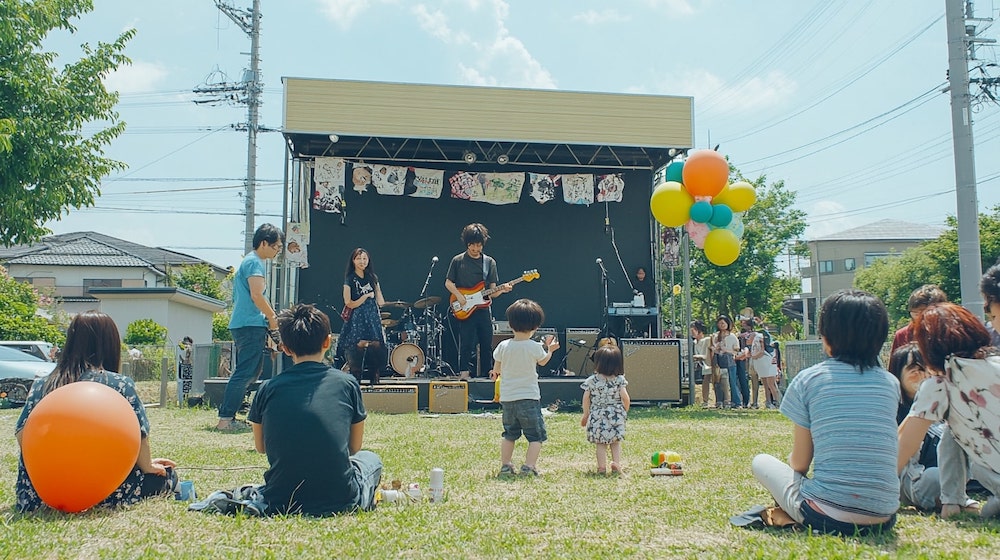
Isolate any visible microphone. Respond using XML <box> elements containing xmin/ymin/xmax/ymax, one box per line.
<box><xmin>432</xmin><ymin>256</ymin><xmax>438</xmax><ymax>263</ymax></box>
<box><xmin>604</xmin><ymin>217</ymin><xmax>610</xmax><ymax>234</ymax></box>
<box><xmin>596</xmin><ymin>258</ymin><xmax>607</xmax><ymax>272</ymax></box>
<box><xmin>595</xmin><ymin>258</ymin><xmax>602</xmax><ymax>265</ymax></box>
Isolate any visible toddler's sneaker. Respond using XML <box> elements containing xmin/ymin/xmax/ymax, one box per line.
<box><xmin>519</xmin><ymin>464</ymin><xmax>539</xmax><ymax>477</ymax></box>
<box><xmin>497</xmin><ymin>464</ymin><xmax>517</xmax><ymax>478</ymax></box>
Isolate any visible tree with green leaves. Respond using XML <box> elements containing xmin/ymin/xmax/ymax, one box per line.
<box><xmin>172</xmin><ymin>264</ymin><xmax>226</xmax><ymax>301</ymax></box>
<box><xmin>124</xmin><ymin>318</ymin><xmax>167</xmax><ymax>346</ymax></box>
<box><xmin>854</xmin><ymin>207</ymin><xmax>1000</xmax><ymax>326</ymax></box>
<box><xmin>0</xmin><ymin>266</ymin><xmax>65</xmax><ymax>344</ymax></box>
<box><xmin>684</xmin><ymin>173</ymin><xmax>808</xmax><ymax>328</ymax></box>
<box><xmin>0</xmin><ymin>0</ymin><xmax>134</xmax><ymax>246</ymax></box>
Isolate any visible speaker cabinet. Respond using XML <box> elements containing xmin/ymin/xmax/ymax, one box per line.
<box><xmin>622</xmin><ymin>338</ymin><xmax>681</xmax><ymax>402</ymax></box>
<box><xmin>360</xmin><ymin>384</ymin><xmax>418</xmax><ymax>414</ymax></box>
<box><xmin>564</xmin><ymin>328</ymin><xmax>600</xmax><ymax>377</ymax></box>
<box><xmin>429</xmin><ymin>381</ymin><xmax>468</xmax><ymax>413</ymax></box>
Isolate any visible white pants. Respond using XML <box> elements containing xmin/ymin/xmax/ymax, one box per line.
<box><xmin>751</xmin><ymin>453</ymin><xmax>806</xmax><ymax>524</ymax></box>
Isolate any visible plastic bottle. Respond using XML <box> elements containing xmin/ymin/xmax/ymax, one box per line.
<box><xmin>429</xmin><ymin>467</ymin><xmax>444</xmax><ymax>503</ymax></box>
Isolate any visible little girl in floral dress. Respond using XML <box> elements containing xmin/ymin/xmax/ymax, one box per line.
<box><xmin>580</xmin><ymin>342</ymin><xmax>631</xmax><ymax>474</ymax></box>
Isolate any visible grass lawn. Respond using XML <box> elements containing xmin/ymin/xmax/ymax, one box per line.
<box><xmin>0</xmin><ymin>382</ymin><xmax>997</xmax><ymax>559</ymax></box>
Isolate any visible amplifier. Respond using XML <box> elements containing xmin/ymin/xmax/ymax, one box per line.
<box><xmin>360</xmin><ymin>384</ymin><xmax>418</xmax><ymax>414</ymax></box>
<box><xmin>429</xmin><ymin>381</ymin><xmax>468</xmax><ymax>413</ymax></box>
<box><xmin>622</xmin><ymin>338</ymin><xmax>681</xmax><ymax>402</ymax></box>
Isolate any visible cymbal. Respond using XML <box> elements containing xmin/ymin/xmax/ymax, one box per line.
<box><xmin>381</xmin><ymin>300</ymin><xmax>410</xmax><ymax>309</ymax></box>
<box><xmin>413</xmin><ymin>296</ymin><xmax>441</xmax><ymax>309</ymax></box>
<box><xmin>381</xmin><ymin>319</ymin><xmax>399</xmax><ymax>328</ymax></box>
<box><xmin>380</xmin><ymin>312</ymin><xmax>392</xmax><ymax>319</ymax></box>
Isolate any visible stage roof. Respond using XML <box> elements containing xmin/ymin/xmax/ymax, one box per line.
<box><xmin>281</xmin><ymin>77</ymin><xmax>693</xmax><ymax>170</ymax></box>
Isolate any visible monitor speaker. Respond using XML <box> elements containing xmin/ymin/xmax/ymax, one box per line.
<box><xmin>564</xmin><ymin>328</ymin><xmax>600</xmax><ymax>377</ymax></box>
<box><xmin>622</xmin><ymin>338</ymin><xmax>681</xmax><ymax>402</ymax></box>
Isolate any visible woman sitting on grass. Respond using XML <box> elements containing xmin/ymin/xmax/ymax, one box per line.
<box><xmin>899</xmin><ymin>303</ymin><xmax>1000</xmax><ymax>520</ymax></box>
<box><xmin>14</xmin><ymin>311</ymin><xmax>177</xmax><ymax>512</ymax></box>
<box><xmin>750</xmin><ymin>289</ymin><xmax>900</xmax><ymax>535</ymax></box>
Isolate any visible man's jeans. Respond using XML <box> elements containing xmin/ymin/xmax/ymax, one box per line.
<box><xmin>219</xmin><ymin>326</ymin><xmax>266</xmax><ymax>419</ymax></box>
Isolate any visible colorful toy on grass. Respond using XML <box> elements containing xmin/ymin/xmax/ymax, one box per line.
<box><xmin>650</xmin><ymin>450</ymin><xmax>684</xmax><ymax>476</ymax></box>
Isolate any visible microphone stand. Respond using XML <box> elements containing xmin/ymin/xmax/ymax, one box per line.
<box><xmin>598</xmin><ymin>261</ymin><xmax>613</xmax><ymax>342</ymax></box>
<box><xmin>419</xmin><ymin>258</ymin><xmax>438</xmax><ymax>299</ymax></box>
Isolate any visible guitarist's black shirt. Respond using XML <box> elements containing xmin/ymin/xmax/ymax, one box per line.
<box><xmin>447</xmin><ymin>252</ymin><xmax>499</xmax><ymax>290</ymax></box>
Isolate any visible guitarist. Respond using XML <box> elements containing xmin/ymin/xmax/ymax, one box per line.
<box><xmin>445</xmin><ymin>223</ymin><xmax>512</xmax><ymax>379</ymax></box>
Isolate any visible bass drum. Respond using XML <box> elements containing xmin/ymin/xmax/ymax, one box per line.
<box><xmin>390</xmin><ymin>343</ymin><xmax>425</xmax><ymax>377</ymax></box>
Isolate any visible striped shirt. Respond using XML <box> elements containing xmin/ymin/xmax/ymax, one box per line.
<box><xmin>781</xmin><ymin>358</ymin><xmax>901</xmax><ymax>517</ymax></box>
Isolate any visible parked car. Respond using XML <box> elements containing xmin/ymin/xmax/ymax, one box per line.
<box><xmin>0</xmin><ymin>345</ymin><xmax>56</xmax><ymax>406</ymax></box>
<box><xmin>0</xmin><ymin>340</ymin><xmax>55</xmax><ymax>362</ymax></box>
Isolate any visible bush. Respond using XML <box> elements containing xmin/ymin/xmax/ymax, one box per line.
<box><xmin>125</xmin><ymin>318</ymin><xmax>167</xmax><ymax>346</ymax></box>
<box><xmin>212</xmin><ymin>312</ymin><xmax>232</xmax><ymax>341</ymax></box>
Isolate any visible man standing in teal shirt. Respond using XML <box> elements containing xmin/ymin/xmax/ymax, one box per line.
<box><xmin>216</xmin><ymin>223</ymin><xmax>284</xmax><ymax>432</ymax></box>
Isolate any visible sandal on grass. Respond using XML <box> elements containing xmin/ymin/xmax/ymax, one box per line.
<box><xmin>940</xmin><ymin>498</ymin><xmax>981</xmax><ymax>519</ymax></box>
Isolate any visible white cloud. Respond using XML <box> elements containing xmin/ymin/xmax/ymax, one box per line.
<box><xmin>103</xmin><ymin>60</ymin><xmax>168</xmax><ymax>94</ymax></box>
<box><xmin>661</xmin><ymin>68</ymin><xmax>797</xmax><ymax>115</ymax></box>
<box><xmin>420</xmin><ymin>0</ymin><xmax>556</xmax><ymax>89</ymax></box>
<box><xmin>413</xmin><ymin>4</ymin><xmax>470</xmax><ymax>45</ymax></box>
<box><xmin>572</xmin><ymin>9</ymin><xmax>630</xmax><ymax>25</ymax></box>
<box><xmin>315</xmin><ymin>0</ymin><xmax>375</xmax><ymax>28</ymax></box>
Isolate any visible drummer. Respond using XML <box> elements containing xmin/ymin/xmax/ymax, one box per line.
<box><xmin>335</xmin><ymin>248</ymin><xmax>388</xmax><ymax>384</ymax></box>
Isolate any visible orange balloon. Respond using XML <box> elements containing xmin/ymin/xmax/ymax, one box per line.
<box><xmin>681</xmin><ymin>150</ymin><xmax>730</xmax><ymax>198</ymax></box>
<box><xmin>21</xmin><ymin>381</ymin><xmax>141</xmax><ymax>513</ymax></box>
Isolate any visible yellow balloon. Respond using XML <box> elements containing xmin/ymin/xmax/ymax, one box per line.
<box><xmin>712</xmin><ymin>181</ymin><xmax>756</xmax><ymax>212</ymax></box>
<box><xmin>650</xmin><ymin>181</ymin><xmax>694</xmax><ymax>228</ymax></box>
<box><xmin>672</xmin><ymin>284</ymin><xmax>682</xmax><ymax>295</ymax></box>
<box><xmin>703</xmin><ymin>229</ymin><xmax>741</xmax><ymax>266</ymax></box>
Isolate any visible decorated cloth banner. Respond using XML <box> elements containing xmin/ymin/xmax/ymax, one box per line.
<box><xmin>449</xmin><ymin>171</ymin><xmax>479</xmax><ymax>200</ymax></box>
<box><xmin>596</xmin><ymin>173</ymin><xmax>624</xmax><ymax>203</ymax></box>
<box><xmin>476</xmin><ymin>172</ymin><xmax>524</xmax><ymax>205</ymax></box>
<box><xmin>351</xmin><ymin>164</ymin><xmax>372</xmax><ymax>193</ymax></box>
<box><xmin>408</xmin><ymin>167</ymin><xmax>445</xmax><ymax>198</ymax></box>
<box><xmin>563</xmin><ymin>174</ymin><xmax>595</xmax><ymax>205</ymax></box>
<box><xmin>314</xmin><ymin>157</ymin><xmax>346</xmax><ymax>184</ymax></box>
<box><xmin>372</xmin><ymin>164</ymin><xmax>408</xmax><ymax>195</ymax></box>
<box><xmin>284</xmin><ymin>222</ymin><xmax>309</xmax><ymax>269</ymax></box>
<box><xmin>528</xmin><ymin>173</ymin><xmax>561</xmax><ymax>204</ymax></box>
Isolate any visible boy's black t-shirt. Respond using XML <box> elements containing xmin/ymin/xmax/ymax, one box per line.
<box><xmin>247</xmin><ymin>361</ymin><xmax>367</xmax><ymax>515</ymax></box>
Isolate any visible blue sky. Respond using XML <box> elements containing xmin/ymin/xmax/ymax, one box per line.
<box><xmin>42</xmin><ymin>0</ymin><xmax>1000</xmax><ymax>269</ymax></box>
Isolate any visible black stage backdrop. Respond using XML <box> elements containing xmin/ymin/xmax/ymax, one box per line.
<box><xmin>299</xmin><ymin>167</ymin><xmax>655</xmax><ymax>366</ymax></box>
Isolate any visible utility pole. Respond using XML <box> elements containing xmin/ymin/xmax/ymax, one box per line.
<box><xmin>195</xmin><ymin>0</ymin><xmax>263</xmax><ymax>255</ymax></box>
<box><xmin>945</xmin><ymin>0</ymin><xmax>994</xmax><ymax>318</ymax></box>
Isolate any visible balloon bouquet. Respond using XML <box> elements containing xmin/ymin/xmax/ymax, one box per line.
<box><xmin>649</xmin><ymin>150</ymin><xmax>756</xmax><ymax>266</ymax></box>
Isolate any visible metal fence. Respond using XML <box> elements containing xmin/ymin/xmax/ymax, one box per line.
<box><xmin>782</xmin><ymin>339</ymin><xmax>895</xmax><ymax>379</ymax></box>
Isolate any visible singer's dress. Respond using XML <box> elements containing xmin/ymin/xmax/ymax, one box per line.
<box><xmin>336</xmin><ymin>271</ymin><xmax>386</xmax><ymax>364</ymax></box>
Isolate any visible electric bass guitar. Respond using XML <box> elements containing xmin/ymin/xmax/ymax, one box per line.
<box><xmin>449</xmin><ymin>270</ymin><xmax>540</xmax><ymax>320</ymax></box>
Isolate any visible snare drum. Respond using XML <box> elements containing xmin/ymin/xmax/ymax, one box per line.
<box><xmin>390</xmin><ymin>343</ymin><xmax>425</xmax><ymax>377</ymax></box>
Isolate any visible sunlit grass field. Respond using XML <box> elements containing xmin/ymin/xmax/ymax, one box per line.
<box><xmin>0</xmin><ymin>382</ymin><xmax>997</xmax><ymax>559</ymax></box>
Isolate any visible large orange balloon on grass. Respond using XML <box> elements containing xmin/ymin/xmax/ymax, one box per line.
<box><xmin>681</xmin><ymin>150</ymin><xmax>729</xmax><ymax>198</ymax></box>
<box><xmin>21</xmin><ymin>382</ymin><xmax>141</xmax><ymax>513</ymax></box>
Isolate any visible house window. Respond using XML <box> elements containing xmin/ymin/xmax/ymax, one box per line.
<box><xmin>844</xmin><ymin>258</ymin><xmax>856</xmax><ymax>271</ymax></box>
<box><xmin>864</xmin><ymin>252</ymin><xmax>901</xmax><ymax>267</ymax></box>
<box><xmin>83</xmin><ymin>278</ymin><xmax>122</xmax><ymax>289</ymax></box>
<box><xmin>819</xmin><ymin>260</ymin><xmax>834</xmax><ymax>274</ymax></box>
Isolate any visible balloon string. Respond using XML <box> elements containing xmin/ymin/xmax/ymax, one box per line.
<box><xmin>175</xmin><ymin>466</ymin><xmax>268</xmax><ymax>471</ymax></box>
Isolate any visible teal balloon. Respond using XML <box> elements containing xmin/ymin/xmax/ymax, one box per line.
<box><xmin>665</xmin><ymin>161</ymin><xmax>684</xmax><ymax>183</ymax></box>
<box><xmin>689</xmin><ymin>200</ymin><xmax>713</xmax><ymax>223</ymax></box>
<box><xmin>709</xmin><ymin>204</ymin><xmax>733</xmax><ymax>227</ymax></box>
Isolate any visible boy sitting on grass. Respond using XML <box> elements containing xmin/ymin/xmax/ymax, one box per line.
<box><xmin>248</xmin><ymin>303</ymin><xmax>382</xmax><ymax>515</ymax></box>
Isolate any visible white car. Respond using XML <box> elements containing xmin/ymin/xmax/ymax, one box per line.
<box><xmin>0</xmin><ymin>340</ymin><xmax>55</xmax><ymax>362</ymax></box>
<box><xmin>0</xmin><ymin>345</ymin><xmax>55</xmax><ymax>406</ymax></box>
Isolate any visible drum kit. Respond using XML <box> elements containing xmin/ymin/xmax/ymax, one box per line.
<box><xmin>379</xmin><ymin>296</ymin><xmax>451</xmax><ymax>377</ymax></box>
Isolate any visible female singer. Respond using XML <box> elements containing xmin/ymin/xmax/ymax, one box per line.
<box><xmin>336</xmin><ymin>248</ymin><xmax>388</xmax><ymax>384</ymax></box>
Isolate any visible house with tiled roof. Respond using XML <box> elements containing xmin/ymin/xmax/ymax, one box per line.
<box><xmin>790</xmin><ymin>219</ymin><xmax>945</xmax><ymax>324</ymax></box>
<box><xmin>0</xmin><ymin>232</ymin><xmax>228</xmax><ymax>346</ymax></box>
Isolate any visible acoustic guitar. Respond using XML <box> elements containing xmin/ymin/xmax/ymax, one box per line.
<box><xmin>449</xmin><ymin>270</ymin><xmax>540</xmax><ymax>320</ymax></box>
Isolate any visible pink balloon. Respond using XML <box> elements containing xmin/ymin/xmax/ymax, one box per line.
<box><xmin>686</xmin><ymin>220</ymin><xmax>709</xmax><ymax>249</ymax></box>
